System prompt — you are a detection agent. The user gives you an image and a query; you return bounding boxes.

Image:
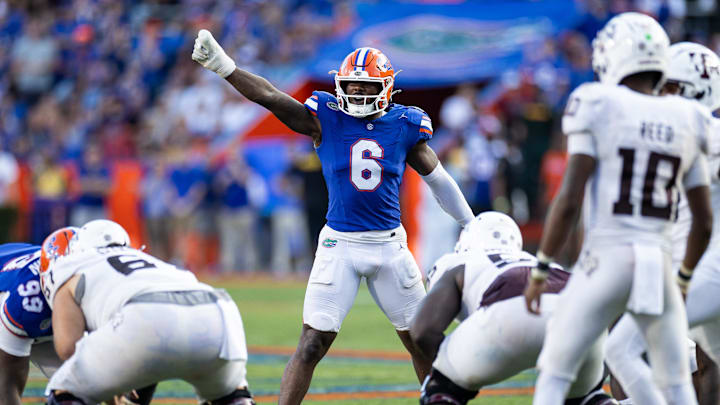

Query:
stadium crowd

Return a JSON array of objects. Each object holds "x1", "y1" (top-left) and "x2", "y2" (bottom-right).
[{"x1": 0, "y1": 0, "x2": 717, "y2": 273}]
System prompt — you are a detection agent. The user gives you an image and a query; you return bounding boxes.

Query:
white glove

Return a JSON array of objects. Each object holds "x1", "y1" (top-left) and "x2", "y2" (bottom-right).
[{"x1": 192, "y1": 29, "x2": 236, "y2": 78}]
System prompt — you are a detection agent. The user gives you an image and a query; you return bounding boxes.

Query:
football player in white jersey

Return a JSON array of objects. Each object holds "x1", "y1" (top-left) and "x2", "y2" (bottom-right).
[
  {"x1": 604, "y1": 42, "x2": 720, "y2": 405},
  {"x1": 40, "y1": 220, "x2": 255, "y2": 405},
  {"x1": 523, "y1": 13, "x2": 714, "y2": 405},
  {"x1": 410, "y1": 212, "x2": 616, "y2": 405}
]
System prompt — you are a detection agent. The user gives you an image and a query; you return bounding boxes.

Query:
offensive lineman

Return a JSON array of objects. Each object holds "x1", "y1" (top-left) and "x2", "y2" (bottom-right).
[
  {"x1": 192, "y1": 30, "x2": 474, "y2": 404},
  {"x1": 40, "y1": 220, "x2": 254, "y2": 405},
  {"x1": 524, "y1": 13, "x2": 714, "y2": 405},
  {"x1": 605, "y1": 42, "x2": 720, "y2": 405},
  {"x1": 410, "y1": 212, "x2": 615, "y2": 405}
]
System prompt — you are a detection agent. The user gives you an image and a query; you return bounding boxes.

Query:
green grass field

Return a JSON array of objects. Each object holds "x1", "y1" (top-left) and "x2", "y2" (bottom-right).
[{"x1": 22, "y1": 277, "x2": 536, "y2": 404}]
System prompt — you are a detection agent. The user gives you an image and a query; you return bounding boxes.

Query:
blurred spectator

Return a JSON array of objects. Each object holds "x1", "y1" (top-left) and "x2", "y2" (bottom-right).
[
  {"x1": 213, "y1": 153, "x2": 259, "y2": 273},
  {"x1": 141, "y1": 153, "x2": 174, "y2": 262},
  {"x1": 10, "y1": 17, "x2": 58, "y2": 103},
  {"x1": 0, "y1": 147, "x2": 18, "y2": 243},
  {"x1": 70, "y1": 143, "x2": 110, "y2": 227},
  {"x1": 30, "y1": 149, "x2": 70, "y2": 244},
  {"x1": 290, "y1": 148, "x2": 328, "y2": 252},
  {"x1": 439, "y1": 84, "x2": 477, "y2": 136},
  {"x1": 168, "y1": 145, "x2": 209, "y2": 267},
  {"x1": 270, "y1": 168, "x2": 311, "y2": 275},
  {"x1": 540, "y1": 131, "x2": 568, "y2": 209}
]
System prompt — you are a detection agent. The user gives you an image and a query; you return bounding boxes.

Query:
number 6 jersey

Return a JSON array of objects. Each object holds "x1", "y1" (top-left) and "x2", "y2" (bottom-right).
[
  {"x1": 304, "y1": 91, "x2": 433, "y2": 232},
  {"x1": 564, "y1": 82, "x2": 714, "y2": 251},
  {"x1": 42, "y1": 246, "x2": 211, "y2": 331}
]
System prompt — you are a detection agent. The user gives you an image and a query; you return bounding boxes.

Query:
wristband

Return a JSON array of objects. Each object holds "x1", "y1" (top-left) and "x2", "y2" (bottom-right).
[
  {"x1": 677, "y1": 264, "x2": 694, "y2": 294},
  {"x1": 532, "y1": 251, "x2": 553, "y2": 281}
]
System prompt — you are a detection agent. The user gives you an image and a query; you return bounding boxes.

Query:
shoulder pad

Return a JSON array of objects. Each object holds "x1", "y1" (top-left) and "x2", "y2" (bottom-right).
[
  {"x1": 399, "y1": 105, "x2": 433, "y2": 140},
  {"x1": 402, "y1": 105, "x2": 430, "y2": 125},
  {"x1": 305, "y1": 91, "x2": 339, "y2": 115},
  {"x1": 563, "y1": 82, "x2": 610, "y2": 136},
  {"x1": 427, "y1": 252, "x2": 468, "y2": 291}
]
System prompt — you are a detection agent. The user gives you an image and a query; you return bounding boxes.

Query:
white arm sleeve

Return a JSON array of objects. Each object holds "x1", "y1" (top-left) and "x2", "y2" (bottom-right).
[
  {"x1": 422, "y1": 163, "x2": 474, "y2": 226},
  {"x1": 684, "y1": 153, "x2": 711, "y2": 191},
  {"x1": 566, "y1": 132, "x2": 598, "y2": 157}
]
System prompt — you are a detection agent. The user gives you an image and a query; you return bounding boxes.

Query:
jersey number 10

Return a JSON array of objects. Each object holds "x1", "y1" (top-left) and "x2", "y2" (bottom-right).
[{"x1": 612, "y1": 147, "x2": 681, "y2": 220}]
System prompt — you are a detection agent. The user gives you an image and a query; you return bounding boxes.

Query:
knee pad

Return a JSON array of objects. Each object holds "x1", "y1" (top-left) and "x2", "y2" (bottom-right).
[
  {"x1": 47, "y1": 392, "x2": 87, "y2": 405},
  {"x1": 420, "y1": 369, "x2": 478, "y2": 405},
  {"x1": 206, "y1": 388, "x2": 256, "y2": 405}
]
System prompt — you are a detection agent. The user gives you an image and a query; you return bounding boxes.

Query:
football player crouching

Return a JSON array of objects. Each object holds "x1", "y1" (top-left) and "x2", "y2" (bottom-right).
[
  {"x1": 0, "y1": 232, "x2": 75, "y2": 405},
  {"x1": 410, "y1": 212, "x2": 617, "y2": 405},
  {"x1": 42, "y1": 220, "x2": 255, "y2": 405}
]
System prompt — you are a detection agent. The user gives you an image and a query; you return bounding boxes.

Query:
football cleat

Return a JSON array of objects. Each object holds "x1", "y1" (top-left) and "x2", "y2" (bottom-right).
[{"x1": 331, "y1": 47, "x2": 398, "y2": 117}]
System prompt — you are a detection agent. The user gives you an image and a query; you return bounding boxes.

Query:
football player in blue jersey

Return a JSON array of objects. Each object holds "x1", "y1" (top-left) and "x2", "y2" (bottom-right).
[
  {"x1": 0, "y1": 231, "x2": 75, "y2": 405},
  {"x1": 193, "y1": 30, "x2": 475, "y2": 404}
]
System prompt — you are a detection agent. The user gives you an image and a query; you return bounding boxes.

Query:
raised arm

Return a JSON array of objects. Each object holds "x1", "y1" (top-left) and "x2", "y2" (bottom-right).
[{"x1": 192, "y1": 29, "x2": 321, "y2": 141}]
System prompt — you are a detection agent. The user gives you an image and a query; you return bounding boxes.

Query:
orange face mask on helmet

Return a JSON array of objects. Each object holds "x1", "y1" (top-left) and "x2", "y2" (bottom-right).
[
  {"x1": 331, "y1": 47, "x2": 399, "y2": 118},
  {"x1": 40, "y1": 227, "x2": 79, "y2": 274}
]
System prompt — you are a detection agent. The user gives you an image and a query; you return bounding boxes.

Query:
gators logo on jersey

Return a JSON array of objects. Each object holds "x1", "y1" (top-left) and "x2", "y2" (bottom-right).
[{"x1": 322, "y1": 238, "x2": 338, "y2": 248}]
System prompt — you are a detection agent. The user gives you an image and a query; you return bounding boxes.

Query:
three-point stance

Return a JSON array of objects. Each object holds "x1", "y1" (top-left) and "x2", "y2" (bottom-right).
[
  {"x1": 410, "y1": 212, "x2": 615, "y2": 405},
  {"x1": 192, "y1": 30, "x2": 474, "y2": 404}
]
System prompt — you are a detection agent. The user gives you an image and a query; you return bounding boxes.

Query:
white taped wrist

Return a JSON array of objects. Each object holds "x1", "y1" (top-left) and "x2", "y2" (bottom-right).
[
  {"x1": 215, "y1": 55, "x2": 236, "y2": 78},
  {"x1": 422, "y1": 162, "x2": 474, "y2": 226}
]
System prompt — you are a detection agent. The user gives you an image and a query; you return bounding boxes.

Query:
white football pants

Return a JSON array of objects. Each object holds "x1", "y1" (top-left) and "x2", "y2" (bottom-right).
[{"x1": 46, "y1": 300, "x2": 248, "y2": 404}]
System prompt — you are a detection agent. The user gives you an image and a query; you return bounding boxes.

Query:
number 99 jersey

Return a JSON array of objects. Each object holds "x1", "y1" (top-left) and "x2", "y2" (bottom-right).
[
  {"x1": 563, "y1": 82, "x2": 713, "y2": 251},
  {"x1": 304, "y1": 91, "x2": 433, "y2": 232},
  {"x1": 0, "y1": 243, "x2": 52, "y2": 356},
  {"x1": 42, "y1": 246, "x2": 211, "y2": 331}
]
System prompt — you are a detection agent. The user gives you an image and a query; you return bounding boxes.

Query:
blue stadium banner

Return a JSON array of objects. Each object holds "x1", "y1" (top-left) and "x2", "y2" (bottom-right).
[{"x1": 310, "y1": 0, "x2": 581, "y2": 87}]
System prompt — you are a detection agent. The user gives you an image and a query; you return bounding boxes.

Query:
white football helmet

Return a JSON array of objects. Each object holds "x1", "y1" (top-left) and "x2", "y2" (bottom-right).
[
  {"x1": 667, "y1": 42, "x2": 720, "y2": 111},
  {"x1": 75, "y1": 219, "x2": 130, "y2": 251},
  {"x1": 455, "y1": 211, "x2": 523, "y2": 254},
  {"x1": 592, "y1": 12, "x2": 669, "y2": 89}
]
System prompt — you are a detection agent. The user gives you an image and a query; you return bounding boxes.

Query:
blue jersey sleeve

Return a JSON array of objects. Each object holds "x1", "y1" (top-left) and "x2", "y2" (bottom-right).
[
  {"x1": 404, "y1": 106, "x2": 434, "y2": 146},
  {"x1": 304, "y1": 91, "x2": 340, "y2": 124}
]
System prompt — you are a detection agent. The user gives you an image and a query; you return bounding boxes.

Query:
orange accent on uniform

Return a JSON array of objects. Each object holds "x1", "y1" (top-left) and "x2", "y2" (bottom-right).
[
  {"x1": 419, "y1": 128, "x2": 433, "y2": 135},
  {"x1": 3, "y1": 304, "x2": 24, "y2": 330}
]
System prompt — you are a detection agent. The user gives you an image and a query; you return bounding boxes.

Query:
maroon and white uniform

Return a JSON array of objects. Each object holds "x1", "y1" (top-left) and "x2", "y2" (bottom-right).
[{"x1": 428, "y1": 249, "x2": 604, "y2": 395}]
